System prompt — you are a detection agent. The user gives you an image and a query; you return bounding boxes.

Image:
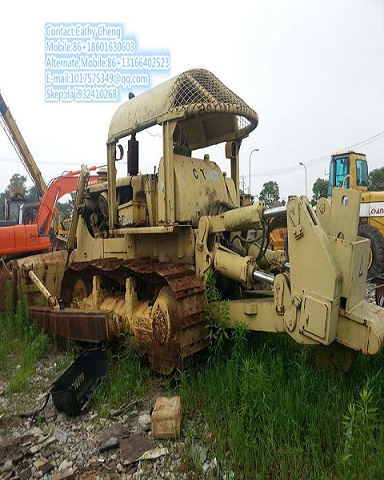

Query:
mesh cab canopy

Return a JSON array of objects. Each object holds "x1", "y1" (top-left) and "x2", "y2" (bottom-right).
[{"x1": 108, "y1": 69, "x2": 258, "y2": 150}]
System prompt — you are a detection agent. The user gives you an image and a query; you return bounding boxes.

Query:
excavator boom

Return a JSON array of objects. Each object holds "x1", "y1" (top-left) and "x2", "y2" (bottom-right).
[
  {"x1": 0, "y1": 93, "x2": 47, "y2": 199},
  {"x1": 35, "y1": 167, "x2": 98, "y2": 235}
]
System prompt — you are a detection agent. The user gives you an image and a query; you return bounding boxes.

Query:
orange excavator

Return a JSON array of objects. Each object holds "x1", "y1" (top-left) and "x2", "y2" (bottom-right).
[{"x1": 0, "y1": 168, "x2": 98, "y2": 258}]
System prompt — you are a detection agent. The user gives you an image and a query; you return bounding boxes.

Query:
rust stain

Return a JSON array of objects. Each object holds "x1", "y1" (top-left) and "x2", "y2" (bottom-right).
[{"x1": 29, "y1": 306, "x2": 112, "y2": 343}]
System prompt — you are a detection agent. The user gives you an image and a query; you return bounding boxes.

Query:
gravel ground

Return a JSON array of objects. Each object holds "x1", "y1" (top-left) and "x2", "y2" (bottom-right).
[{"x1": 0, "y1": 352, "x2": 221, "y2": 480}]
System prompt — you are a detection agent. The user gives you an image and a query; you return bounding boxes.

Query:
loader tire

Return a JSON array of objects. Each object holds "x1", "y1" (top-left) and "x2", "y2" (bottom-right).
[{"x1": 358, "y1": 224, "x2": 384, "y2": 279}]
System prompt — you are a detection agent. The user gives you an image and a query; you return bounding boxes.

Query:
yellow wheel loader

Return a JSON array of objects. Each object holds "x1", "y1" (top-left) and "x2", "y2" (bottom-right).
[{"x1": 328, "y1": 150, "x2": 384, "y2": 279}]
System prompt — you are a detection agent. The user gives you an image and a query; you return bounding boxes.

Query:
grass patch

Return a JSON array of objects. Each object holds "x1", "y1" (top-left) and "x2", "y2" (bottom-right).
[
  {"x1": 0, "y1": 290, "x2": 49, "y2": 392},
  {"x1": 94, "y1": 336, "x2": 153, "y2": 414},
  {"x1": 176, "y1": 272, "x2": 384, "y2": 479},
  {"x1": 179, "y1": 333, "x2": 384, "y2": 480}
]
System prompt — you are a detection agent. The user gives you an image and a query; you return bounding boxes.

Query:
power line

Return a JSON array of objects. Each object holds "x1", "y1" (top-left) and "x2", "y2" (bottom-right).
[
  {"x1": 250, "y1": 129, "x2": 384, "y2": 178},
  {"x1": 305, "y1": 130, "x2": 384, "y2": 168},
  {"x1": 343, "y1": 130, "x2": 384, "y2": 152},
  {"x1": 0, "y1": 156, "x2": 94, "y2": 166}
]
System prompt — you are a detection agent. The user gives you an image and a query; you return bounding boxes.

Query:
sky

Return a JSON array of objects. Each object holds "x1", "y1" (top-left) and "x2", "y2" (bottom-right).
[{"x1": 0, "y1": 0, "x2": 383, "y2": 202}]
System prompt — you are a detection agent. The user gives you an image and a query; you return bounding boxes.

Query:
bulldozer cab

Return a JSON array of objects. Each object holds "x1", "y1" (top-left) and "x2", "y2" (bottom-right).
[
  {"x1": 105, "y1": 69, "x2": 259, "y2": 229},
  {"x1": 328, "y1": 151, "x2": 369, "y2": 196}
]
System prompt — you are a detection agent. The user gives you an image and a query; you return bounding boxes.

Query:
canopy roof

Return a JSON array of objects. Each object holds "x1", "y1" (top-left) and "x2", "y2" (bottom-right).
[{"x1": 108, "y1": 68, "x2": 258, "y2": 150}]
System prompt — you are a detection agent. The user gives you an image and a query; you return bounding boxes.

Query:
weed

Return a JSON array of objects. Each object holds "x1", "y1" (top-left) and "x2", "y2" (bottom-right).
[
  {"x1": 182, "y1": 422, "x2": 205, "y2": 478},
  {"x1": 95, "y1": 335, "x2": 150, "y2": 413},
  {"x1": 230, "y1": 321, "x2": 249, "y2": 364},
  {"x1": 341, "y1": 378, "x2": 380, "y2": 478},
  {"x1": 204, "y1": 269, "x2": 230, "y2": 360},
  {"x1": 179, "y1": 332, "x2": 384, "y2": 479},
  {"x1": 1, "y1": 293, "x2": 49, "y2": 392}
]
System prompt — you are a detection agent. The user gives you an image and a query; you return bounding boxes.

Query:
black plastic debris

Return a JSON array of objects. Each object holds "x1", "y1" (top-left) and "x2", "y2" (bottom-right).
[
  {"x1": 99, "y1": 436, "x2": 120, "y2": 453},
  {"x1": 50, "y1": 348, "x2": 108, "y2": 416}
]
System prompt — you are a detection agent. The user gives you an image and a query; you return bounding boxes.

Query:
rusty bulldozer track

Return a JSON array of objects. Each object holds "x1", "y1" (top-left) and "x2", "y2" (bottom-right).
[{"x1": 30, "y1": 258, "x2": 208, "y2": 375}]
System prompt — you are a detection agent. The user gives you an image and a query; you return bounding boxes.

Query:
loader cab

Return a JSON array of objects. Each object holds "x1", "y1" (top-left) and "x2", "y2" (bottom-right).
[{"x1": 327, "y1": 151, "x2": 368, "y2": 197}]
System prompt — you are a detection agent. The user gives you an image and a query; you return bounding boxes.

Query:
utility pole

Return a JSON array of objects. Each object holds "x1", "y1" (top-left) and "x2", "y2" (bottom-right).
[
  {"x1": 240, "y1": 175, "x2": 246, "y2": 193},
  {"x1": 248, "y1": 148, "x2": 259, "y2": 194}
]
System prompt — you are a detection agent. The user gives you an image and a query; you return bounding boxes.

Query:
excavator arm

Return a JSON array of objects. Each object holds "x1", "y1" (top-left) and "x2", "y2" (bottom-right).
[
  {"x1": 0, "y1": 168, "x2": 99, "y2": 258},
  {"x1": 35, "y1": 167, "x2": 98, "y2": 235}
]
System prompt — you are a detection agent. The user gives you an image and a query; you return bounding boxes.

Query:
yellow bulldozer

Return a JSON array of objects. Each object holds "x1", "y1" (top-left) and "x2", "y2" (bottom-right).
[{"x1": 2, "y1": 69, "x2": 384, "y2": 374}]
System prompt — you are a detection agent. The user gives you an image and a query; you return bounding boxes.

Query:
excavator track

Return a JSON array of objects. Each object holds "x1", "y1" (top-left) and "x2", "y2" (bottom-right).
[{"x1": 34, "y1": 258, "x2": 208, "y2": 375}]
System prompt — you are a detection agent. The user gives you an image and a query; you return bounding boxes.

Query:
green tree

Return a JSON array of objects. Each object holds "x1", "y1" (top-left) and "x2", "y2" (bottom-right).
[
  {"x1": 259, "y1": 181, "x2": 280, "y2": 208},
  {"x1": 368, "y1": 167, "x2": 384, "y2": 191},
  {"x1": 312, "y1": 177, "x2": 329, "y2": 205},
  {"x1": 0, "y1": 174, "x2": 48, "y2": 221},
  {"x1": 56, "y1": 192, "x2": 75, "y2": 216},
  {"x1": 26, "y1": 185, "x2": 39, "y2": 203}
]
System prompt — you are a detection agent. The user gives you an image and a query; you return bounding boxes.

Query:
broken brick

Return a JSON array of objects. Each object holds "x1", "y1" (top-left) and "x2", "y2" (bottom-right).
[
  {"x1": 19, "y1": 466, "x2": 32, "y2": 480},
  {"x1": 52, "y1": 472, "x2": 75, "y2": 480},
  {"x1": 32, "y1": 457, "x2": 54, "y2": 475}
]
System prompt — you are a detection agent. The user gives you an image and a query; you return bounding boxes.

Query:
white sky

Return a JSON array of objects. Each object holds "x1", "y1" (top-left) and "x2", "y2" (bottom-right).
[{"x1": 0, "y1": 0, "x2": 383, "y2": 201}]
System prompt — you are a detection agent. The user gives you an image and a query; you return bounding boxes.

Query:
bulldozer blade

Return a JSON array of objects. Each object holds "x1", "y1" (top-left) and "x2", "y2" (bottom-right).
[{"x1": 29, "y1": 306, "x2": 113, "y2": 343}]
